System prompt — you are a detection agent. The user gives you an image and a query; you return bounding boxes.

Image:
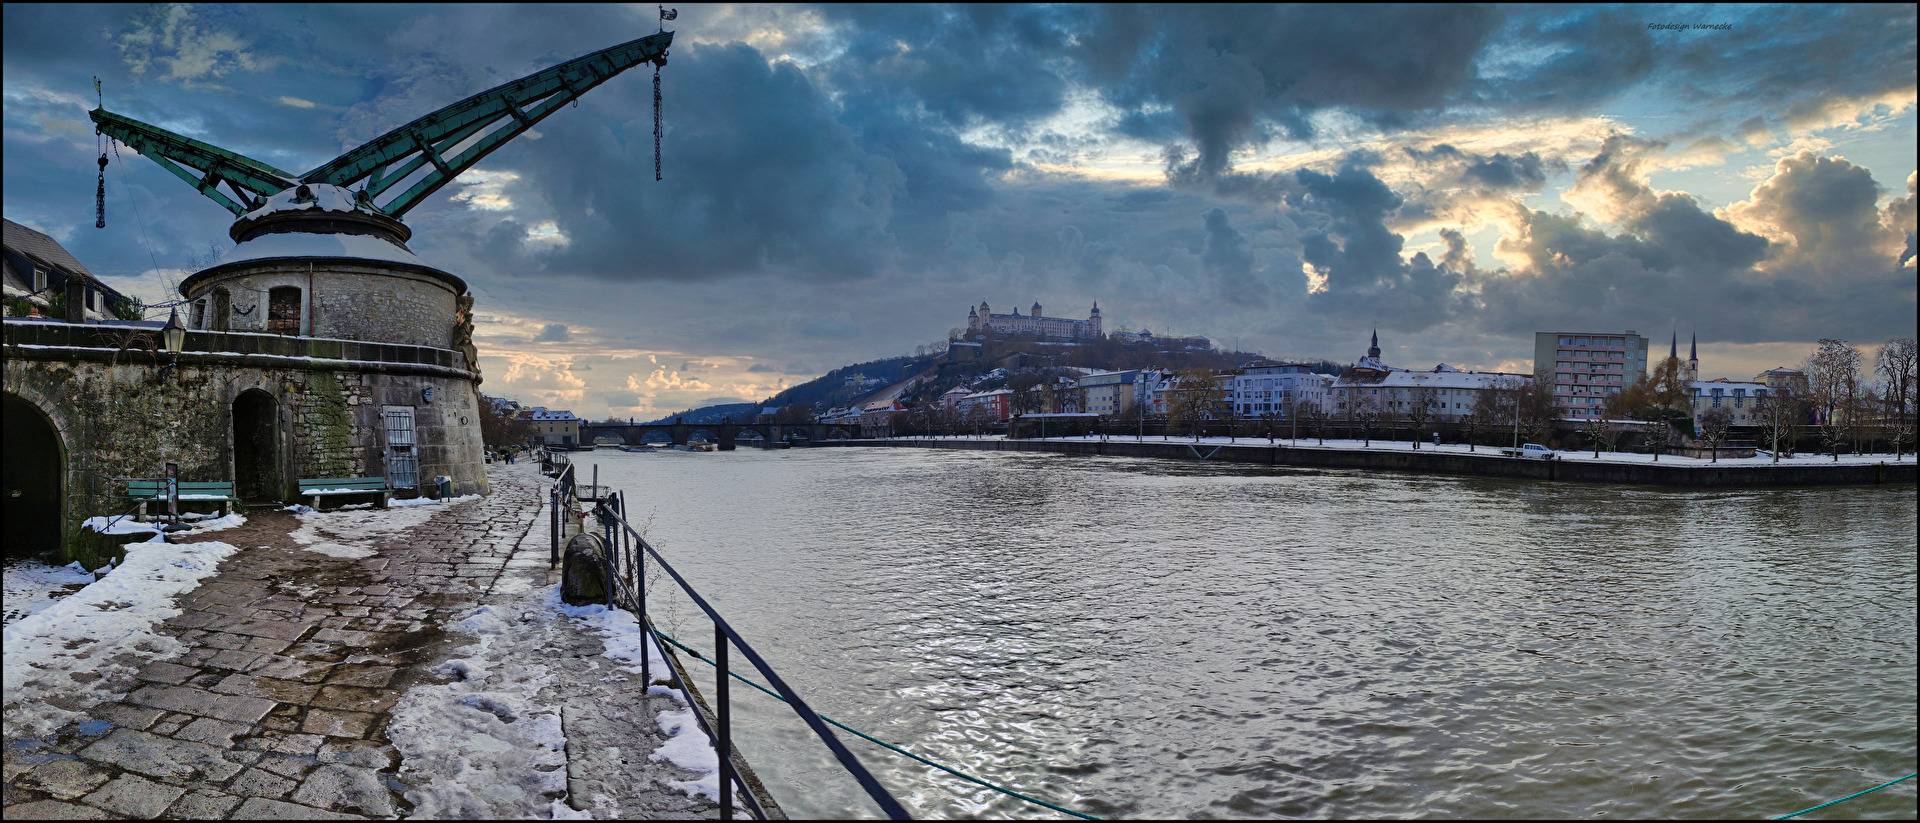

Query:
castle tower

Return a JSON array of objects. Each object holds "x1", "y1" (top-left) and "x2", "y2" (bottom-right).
[
  {"x1": 1089, "y1": 301, "x2": 1101, "y2": 338},
  {"x1": 968, "y1": 304, "x2": 979, "y2": 331},
  {"x1": 1032, "y1": 301, "x2": 1043, "y2": 318}
]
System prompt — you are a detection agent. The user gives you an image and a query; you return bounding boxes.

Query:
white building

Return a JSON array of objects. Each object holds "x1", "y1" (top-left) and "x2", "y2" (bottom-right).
[
  {"x1": 1228, "y1": 362, "x2": 1334, "y2": 418},
  {"x1": 1687, "y1": 378, "x2": 1775, "y2": 428},
  {"x1": 967, "y1": 300, "x2": 1102, "y2": 340},
  {"x1": 1333, "y1": 365, "x2": 1530, "y2": 422}
]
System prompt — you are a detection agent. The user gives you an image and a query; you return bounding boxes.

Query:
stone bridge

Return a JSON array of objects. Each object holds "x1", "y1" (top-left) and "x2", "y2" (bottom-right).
[{"x1": 577, "y1": 421, "x2": 867, "y2": 450}]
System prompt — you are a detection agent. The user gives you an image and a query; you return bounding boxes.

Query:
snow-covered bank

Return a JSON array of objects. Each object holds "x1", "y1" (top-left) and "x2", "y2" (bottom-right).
[
  {"x1": 2, "y1": 535, "x2": 240, "y2": 737},
  {"x1": 895, "y1": 434, "x2": 1918, "y2": 467}
]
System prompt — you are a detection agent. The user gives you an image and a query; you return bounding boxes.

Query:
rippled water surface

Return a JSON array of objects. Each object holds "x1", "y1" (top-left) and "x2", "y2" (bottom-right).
[{"x1": 588, "y1": 447, "x2": 1917, "y2": 819}]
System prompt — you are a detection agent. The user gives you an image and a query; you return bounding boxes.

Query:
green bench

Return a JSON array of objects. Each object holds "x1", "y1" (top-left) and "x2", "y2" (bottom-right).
[
  {"x1": 123, "y1": 479, "x2": 237, "y2": 521},
  {"x1": 297, "y1": 477, "x2": 391, "y2": 510}
]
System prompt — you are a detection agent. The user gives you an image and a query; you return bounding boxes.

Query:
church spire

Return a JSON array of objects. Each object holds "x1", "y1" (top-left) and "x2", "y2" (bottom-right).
[
  {"x1": 1689, "y1": 332, "x2": 1697, "y2": 362},
  {"x1": 1670, "y1": 329, "x2": 1678, "y2": 360},
  {"x1": 1368, "y1": 328, "x2": 1381, "y2": 359}
]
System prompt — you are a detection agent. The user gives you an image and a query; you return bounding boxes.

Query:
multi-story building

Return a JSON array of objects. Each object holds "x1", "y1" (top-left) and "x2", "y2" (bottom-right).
[
  {"x1": 525, "y1": 408, "x2": 580, "y2": 446},
  {"x1": 1687, "y1": 378, "x2": 1775, "y2": 428},
  {"x1": 1229, "y1": 362, "x2": 1334, "y2": 418},
  {"x1": 1753, "y1": 367, "x2": 1810, "y2": 398},
  {"x1": 1077, "y1": 369, "x2": 1143, "y2": 417},
  {"x1": 1333, "y1": 366, "x2": 1531, "y2": 422},
  {"x1": 967, "y1": 300, "x2": 1102, "y2": 340},
  {"x1": 1533, "y1": 329, "x2": 1650, "y2": 419},
  {"x1": 957, "y1": 388, "x2": 1012, "y2": 422}
]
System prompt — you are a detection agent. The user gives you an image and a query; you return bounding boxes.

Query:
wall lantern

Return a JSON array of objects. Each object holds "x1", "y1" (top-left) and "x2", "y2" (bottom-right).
[
  {"x1": 157, "y1": 307, "x2": 187, "y2": 381},
  {"x1": 422, "y1": 385, "x2": 435, "y2": 404}
]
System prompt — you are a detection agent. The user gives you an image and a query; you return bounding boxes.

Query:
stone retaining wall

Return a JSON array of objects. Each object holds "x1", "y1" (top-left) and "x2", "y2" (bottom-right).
[{"x1": 822, "y1": 439, "x2": 1916, "y2": 488}]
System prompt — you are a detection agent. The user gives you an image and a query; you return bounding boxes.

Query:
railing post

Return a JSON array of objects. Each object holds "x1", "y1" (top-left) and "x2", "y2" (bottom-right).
[
  {"x1": 549, "y1": 485, "x2": 559, "y2": 567},
  {"x1": 717, "y1": 623, "x2": 732, "y2": 821}
]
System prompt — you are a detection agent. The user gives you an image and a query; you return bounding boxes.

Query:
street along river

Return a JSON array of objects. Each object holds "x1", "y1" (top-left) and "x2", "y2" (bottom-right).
[{"x1": 589, "y1": 446, "x2": 1916, "y2": 819}]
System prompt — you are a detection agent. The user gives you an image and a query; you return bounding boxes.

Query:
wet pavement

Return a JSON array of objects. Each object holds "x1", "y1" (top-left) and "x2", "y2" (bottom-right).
[{"x1": 1, "y1": 463, "x2": 726, "y2": 819}]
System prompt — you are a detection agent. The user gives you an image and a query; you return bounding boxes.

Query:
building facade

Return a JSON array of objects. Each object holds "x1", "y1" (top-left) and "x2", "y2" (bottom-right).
[
  {"x1": 1533, "y1": 329, "x2": 1650, "y2": 419},
  {"x1": 524, "y1": 408, "x2": 581, "y2": 446},
  {"x1": 967, "y1": 300, "x2": 1102, "y2": 340},
  {"x1": 1077, "y1": 369, "x2": 1143, "y2": 417},
  {"x1": 1229, "y1": 362, "x2": 1334, "y2": 418},
  {"x1": 4, "y1": 219, "x2": 131, "y2": 322}
]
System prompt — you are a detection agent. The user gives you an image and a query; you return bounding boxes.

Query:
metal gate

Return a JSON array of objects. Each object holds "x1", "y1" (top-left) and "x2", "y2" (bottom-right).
[{"x1": 382, "y1": 406, "x2": 418, "y2": 489}]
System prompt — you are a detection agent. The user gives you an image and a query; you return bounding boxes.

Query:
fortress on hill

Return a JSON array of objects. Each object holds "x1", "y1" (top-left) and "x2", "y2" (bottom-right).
[{"x1": 966, "y1": 300, "x2": 1101, "y2": 340}]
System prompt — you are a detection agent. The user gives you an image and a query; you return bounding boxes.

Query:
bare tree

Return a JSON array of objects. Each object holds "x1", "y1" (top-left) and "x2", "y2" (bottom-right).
[
  {"x1": 1405, "y1": 387, "x2": 1437, "y2": 450},
  {"x1": 1698, "y1": 407, "x2": 1734, "y2": 463},
  {"x1": 1582, "y1": 409, "x2": 1610, "y2": 458},
  {"x1": 1805, "y1": 339, "x2": 1862, "y2": 456},
  {"x1": 1297, "y1": 399, "x2": 1326, "y2": 445},
  {"x1": 1351, "y1": 393, "x2": 1382, "y2": 447},
  {"x1": 1471, "y1": 381, "x2": 1519, "y2": 450},
  {"x1": 1755, "y1": 391, "x2": 1804, "y2": 462},
  {"x1": 1167, "y1": 368, "x2": 1227, "y2": 441},
  {"x1": 1877, "y1": 337, "x2": 1917, "y2": 459}
]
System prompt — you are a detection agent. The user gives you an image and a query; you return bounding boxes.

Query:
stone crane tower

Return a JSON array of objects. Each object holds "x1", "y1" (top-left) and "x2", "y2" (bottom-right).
[{"x1": 37, "y1": 30, "x2": 674, "y2": 513}]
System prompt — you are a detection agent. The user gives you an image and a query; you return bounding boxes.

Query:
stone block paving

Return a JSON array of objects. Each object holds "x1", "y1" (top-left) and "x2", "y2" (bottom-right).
[{"x1": 2, "y1": 463, "x2": 709, "y2": 820}]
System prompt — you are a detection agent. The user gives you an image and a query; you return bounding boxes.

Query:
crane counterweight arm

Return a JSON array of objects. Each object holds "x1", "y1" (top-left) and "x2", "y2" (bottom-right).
[
  {"x1": 88, "y1": 109, "x2": 299, "y2": 216},
  {"x1": 300, "y1": 30, "x2": 672, "y2": 217}
]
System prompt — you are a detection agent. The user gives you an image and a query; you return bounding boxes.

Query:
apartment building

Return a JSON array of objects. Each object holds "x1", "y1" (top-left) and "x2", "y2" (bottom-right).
[{"x1": 1533, "y1": 330, "x2": 1650, "y2": 419}]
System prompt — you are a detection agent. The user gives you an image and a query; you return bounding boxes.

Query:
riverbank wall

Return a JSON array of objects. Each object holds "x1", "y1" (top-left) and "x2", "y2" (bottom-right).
[{"x1": 824, "y1": 438, "x2": 1917, "y2": 488}]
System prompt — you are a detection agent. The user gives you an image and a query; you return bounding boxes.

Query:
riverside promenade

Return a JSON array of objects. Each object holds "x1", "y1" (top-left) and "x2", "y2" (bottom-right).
[{"x1": 2, "y1": 463, "x2": 723, "y2": 820}]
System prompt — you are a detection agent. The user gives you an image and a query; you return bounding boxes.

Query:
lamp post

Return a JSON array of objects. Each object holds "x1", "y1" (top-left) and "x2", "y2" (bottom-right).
[{"x1": 158, "y1": 306, "x2": 186, "y2": 381}]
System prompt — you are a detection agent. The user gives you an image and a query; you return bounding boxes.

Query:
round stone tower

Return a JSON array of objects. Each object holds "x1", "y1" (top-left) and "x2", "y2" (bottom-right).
[{"x1": 177, "y1": 183, "x2": 488, "y2": 497}]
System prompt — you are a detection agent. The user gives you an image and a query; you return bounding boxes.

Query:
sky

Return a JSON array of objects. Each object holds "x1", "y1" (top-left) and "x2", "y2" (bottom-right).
[{"x1": 3, "y1": 4, "x2": 1915, "y2": 419}]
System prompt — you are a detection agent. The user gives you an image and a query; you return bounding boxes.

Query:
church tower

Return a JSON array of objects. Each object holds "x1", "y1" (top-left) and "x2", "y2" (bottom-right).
[
  {"x1": 1368, "y1": 329, "x2": 1381, "y2": 360},
  {"x1": 1686, "y1": 332, "x2": 1699, "y2": 383},
  {"x1": 1089, "y1": 301, "x2": 1101, "y2": 338}
]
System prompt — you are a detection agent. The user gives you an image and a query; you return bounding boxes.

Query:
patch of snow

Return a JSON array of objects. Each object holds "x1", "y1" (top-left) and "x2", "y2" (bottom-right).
[
  {"x1": 290, "y1": 496, "x2": 478, "y2": 558},
  {"x1": 389, "y1": 598, "x2": 568, "y2": 818},
  {"x1": 217, "y1": 229, "x2": 437, "y2": 270},
  {"x1": 556, "y1": 600, "x2": 740, "y2": 804},
  {"x1": 82, "y1": 515, "x2": 161, "y2": 536},
  {"x1": 1, "y1": 558, "x2": 97, "y2": 628},
  {"x1": 2, "y1": 538, "x2": 240, "y2": 737},
  {"x1": 393, "y1": 494, "x2": 481, "y2": 508}
]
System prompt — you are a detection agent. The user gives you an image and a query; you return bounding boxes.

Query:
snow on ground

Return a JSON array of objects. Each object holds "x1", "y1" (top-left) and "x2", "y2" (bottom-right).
[
  {"x1": 81, "y1": 512, "x2": 248, "y2": 536},
  {"x1": 387, "y1": 591, "x2": 574, "y2": 820},
  {"x1": 1, "y1": 558, "x2": 96, "y2": 628},
  {"x1": 919, "y1": 434, "x2": 1918, "y2": 467},
  {"x1": 555, "y1": 600, "x2": 740, "y2": 805},
  {"x1": 2, "y1": 535, "x2": 240, "y2": 737},
  {"x1": 290, "y1": 495, "x2": 480, "y2": 558}
]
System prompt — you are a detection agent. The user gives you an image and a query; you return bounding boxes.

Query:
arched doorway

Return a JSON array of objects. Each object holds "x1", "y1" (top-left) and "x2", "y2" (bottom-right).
[
  {"x1": 3, "y1": 393, "x2": 65, "y2": 557},
  {"x1": 233, "y1": 389, "x2": 282, "y2": 502}
]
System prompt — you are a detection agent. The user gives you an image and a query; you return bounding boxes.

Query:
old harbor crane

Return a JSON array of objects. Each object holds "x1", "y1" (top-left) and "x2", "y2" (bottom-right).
[{"x1": 90, "y1": 29, "x2": 672, "y2": 229}]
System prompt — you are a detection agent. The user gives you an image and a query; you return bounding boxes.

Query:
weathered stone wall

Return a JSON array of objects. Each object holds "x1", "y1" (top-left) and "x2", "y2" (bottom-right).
[
  {"x1": 183, "y1": 261, "x2": 465, "y2": 353},
  {"x1": 5, "y1": 326, "x2": 489, "y2": 561}
]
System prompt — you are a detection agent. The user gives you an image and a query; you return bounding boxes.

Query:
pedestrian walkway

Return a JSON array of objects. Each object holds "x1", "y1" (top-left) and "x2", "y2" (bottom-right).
[{"x1": 2, "y1": 463, "x2": 723, "y2": 819}]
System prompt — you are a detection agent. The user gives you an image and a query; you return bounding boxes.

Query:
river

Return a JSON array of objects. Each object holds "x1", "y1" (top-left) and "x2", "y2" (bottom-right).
[{"x1": 581, "y1": 446, "x2": 1917, "y2": 819}]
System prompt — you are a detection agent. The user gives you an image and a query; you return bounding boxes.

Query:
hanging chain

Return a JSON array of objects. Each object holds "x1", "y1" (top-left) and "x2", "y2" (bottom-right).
[
  {"x1": 95, "y1": 76, "x2": 107, "y2": 228},
  {"x1": 653, "y1": 63, "x2": 664, "y2": 182}
]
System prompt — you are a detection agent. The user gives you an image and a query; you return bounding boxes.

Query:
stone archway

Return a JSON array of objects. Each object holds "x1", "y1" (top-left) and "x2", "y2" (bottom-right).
[
  {"x1": 3, "y1": 393, "x2": 66, "y2": 557},
  {"x1": 233, "y1": 389, "x2": 282, "y2": 502}
]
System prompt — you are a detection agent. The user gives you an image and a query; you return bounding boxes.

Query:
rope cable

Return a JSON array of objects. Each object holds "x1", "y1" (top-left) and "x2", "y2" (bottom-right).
[
  {"x1": 1772, "y1": 771, "x2": 1916, "y2": 819},
  {"x1": 647, "y1": 626, "x2": 1103, "y2": 820}
]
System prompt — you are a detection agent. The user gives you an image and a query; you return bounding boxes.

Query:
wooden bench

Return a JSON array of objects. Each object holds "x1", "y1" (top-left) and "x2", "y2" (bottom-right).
[
  {"x1": 123, "y1": 479, "x2": 237, "y2": 521},
  {"x1": 297, "y1": 477, "x2": 391, "y2": 510}
]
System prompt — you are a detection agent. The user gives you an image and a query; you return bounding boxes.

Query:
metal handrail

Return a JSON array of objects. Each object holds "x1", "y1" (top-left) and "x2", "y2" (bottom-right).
[{"x1": 558, "y1": 475, "x2": 909, "y2": 820}]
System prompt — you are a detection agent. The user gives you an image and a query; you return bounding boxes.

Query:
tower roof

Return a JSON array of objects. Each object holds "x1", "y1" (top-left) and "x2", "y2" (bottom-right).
[{"x1": 1689, "y1": 332, "x2": 1697, "y2": 361}]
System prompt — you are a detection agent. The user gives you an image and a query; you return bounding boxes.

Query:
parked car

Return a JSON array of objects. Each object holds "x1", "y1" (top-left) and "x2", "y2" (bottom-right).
[{"x1": 1500, "y1": 443, "x2": 1555, "y2": 459}]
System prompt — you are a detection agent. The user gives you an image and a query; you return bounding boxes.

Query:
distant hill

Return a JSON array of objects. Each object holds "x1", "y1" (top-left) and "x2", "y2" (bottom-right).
[{"x1": 641, "y1": 342, "x2": 1347, "y2": 424}]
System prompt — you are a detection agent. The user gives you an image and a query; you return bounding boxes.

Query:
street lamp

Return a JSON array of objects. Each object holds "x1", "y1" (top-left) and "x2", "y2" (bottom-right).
[{"x1": 158, "y1": 306, "x2": 186, "y2": 381}]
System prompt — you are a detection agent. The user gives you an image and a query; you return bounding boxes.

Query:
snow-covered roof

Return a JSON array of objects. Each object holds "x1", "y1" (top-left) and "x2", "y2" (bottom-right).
[
  {"x1": 1689, "y1": 379, "x2": 1768, "y2": 393},
  {"x1": 239, "y1": 183, "x2": 363, "y2": 221},
  {"x1": 214, "y1": 230, "x2": 436, "y2": 270},
  {"x1": 1340, "y1": 370, "x2": 1527, "y2": 390},
  {"x1": 526, "y1": 409, "x2": 579, "y2": 420}
]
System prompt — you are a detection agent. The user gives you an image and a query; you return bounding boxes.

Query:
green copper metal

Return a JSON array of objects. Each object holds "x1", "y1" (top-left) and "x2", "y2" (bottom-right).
[
  {"x1": 88, "y1": 109, "x2": 299, "y2": 216},
  {"x1": 89, "y1": 30, "x2": 672, "y2": 220}
]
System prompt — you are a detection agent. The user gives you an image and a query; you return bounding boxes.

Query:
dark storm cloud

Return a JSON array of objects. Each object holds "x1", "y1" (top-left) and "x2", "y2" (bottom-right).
[
  {"x1": 1080, "y1": 5, "x2": 1503, "y2": 178},
  {"x1": 531, "y1": 323, "x2": 571, "y2": 343}
]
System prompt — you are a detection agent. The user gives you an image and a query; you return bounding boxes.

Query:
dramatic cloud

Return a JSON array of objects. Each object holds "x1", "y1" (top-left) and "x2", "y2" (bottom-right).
[{"x1": 4, "y1": 4, "x2": 1914, "y2": 416}]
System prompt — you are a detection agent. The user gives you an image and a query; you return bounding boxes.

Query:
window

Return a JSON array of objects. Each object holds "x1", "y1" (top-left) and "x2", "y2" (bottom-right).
[
  {"x1": 32, "y1": 267, "x2": 47, "y2": 292},
  {"x1": 382, "y1": 407, "x2": 418, "y2": 489},
  {"x1": 268, "y1": 287, "x2": 302, "y2": 335},
  {"x1": 1560, "y1": 337, "x2": 1572, "y2": 345},
  {"x1": 1576, "y1": 338, "x2": 1589, "y2": 346},
  {"x1": 210, "y1": 286, "x2": 232, "y2": 332},
  {"x1": 191, "y1": 299, "x2": 207, "y2": 328}
]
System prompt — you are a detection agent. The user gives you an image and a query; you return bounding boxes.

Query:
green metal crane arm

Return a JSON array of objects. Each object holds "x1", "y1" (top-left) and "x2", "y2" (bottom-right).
[
  {"x1": 88, "y1": 109, "x2": 301, "y2": 216},
  {"x1": 301, "y1": 30, "x2": 672, "y2": 218}
]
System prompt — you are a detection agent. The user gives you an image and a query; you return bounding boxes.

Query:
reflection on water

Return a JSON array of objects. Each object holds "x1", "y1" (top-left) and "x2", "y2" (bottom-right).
[{"x1": 596, "y1": 448, "x2": 1917, "y2": 819}]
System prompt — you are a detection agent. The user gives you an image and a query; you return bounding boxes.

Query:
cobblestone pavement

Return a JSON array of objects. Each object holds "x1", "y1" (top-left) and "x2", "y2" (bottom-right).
[{"x1": 1, "y1": 463, "x2": 723, "y2": 819}]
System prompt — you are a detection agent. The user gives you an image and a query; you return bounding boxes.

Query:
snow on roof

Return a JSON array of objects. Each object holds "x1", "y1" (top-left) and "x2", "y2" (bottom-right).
[
  {"x1": 215, "y1": 230, "x2": 437, "y2": 270},
  {"x1": 1343, "y1": 370, "x2": 1526, "y2": 390},
  {"x1": 239, "y1": 183, "x2": 363, "y2": 221}
]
